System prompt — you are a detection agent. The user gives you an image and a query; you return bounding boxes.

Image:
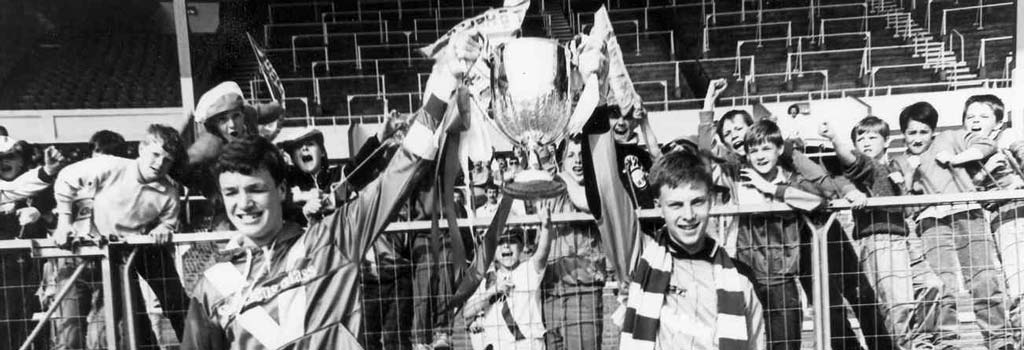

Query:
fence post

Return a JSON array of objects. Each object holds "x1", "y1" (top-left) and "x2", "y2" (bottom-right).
[
  {"x1": 99, "y1": 247, "x2": 119, "y2": 349},
  {"x1": 123, "y1": 248, "x2": 141, "y2": 350},
  {"x1": 806, "y1": 213, "x2": 837, "y2": 350}
]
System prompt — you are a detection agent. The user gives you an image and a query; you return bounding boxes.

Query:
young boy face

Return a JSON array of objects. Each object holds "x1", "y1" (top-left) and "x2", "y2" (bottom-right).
[
  {"x1": 210, "y1": 109, "x2": 246, "y2": 142},
  {"x1": 855, "y1": 131, "x2": 887, "y2": 160},
  {"x1": 0, "y1": 154, "x2": 24, "y2": 181},
  {"x1": 562, "y1": 141, "x2": 584, "y2": 185},
  {"x1": 136, "y1": 135, "x2": 175, "y2": 183},
  {"x1": 721, "y1": 117, "x2": 750, "y2": 156},
  {"x1": 219, "y1": 167, "x2": 286, "y2": 244},
  {"x1": 964, "y1": 102, "x2": 1001, "y2": 137},
  {"x1": 485, "y1": 187, "x2": 500, "y2": 204},
  {"x1": 289, "y1": 139, "x2": 324, "y2": 175},
  {"x1": 902, "y1": 120, "x2": 935, "y2": 155},
  {"x1": 746, "y1": 141, "x2": 783, "y2": 175},
  {"x1": 657, "y1": 182, "x2": 711, "y2": 250},
  {"x1": 496, "y1": 240, "x2": 523, "y2": 269}
]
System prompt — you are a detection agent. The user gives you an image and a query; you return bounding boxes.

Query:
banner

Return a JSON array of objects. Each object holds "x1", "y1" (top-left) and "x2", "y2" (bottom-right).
[
  {"x1": 417, "y1": 0, "x2": 530, "y2": 59},
  {"x1": 589, "y1": 6, "x2": 643, "y2": 117},
  {"x1": 247, "y1": 32, "x2": 287, "y2": 108}
]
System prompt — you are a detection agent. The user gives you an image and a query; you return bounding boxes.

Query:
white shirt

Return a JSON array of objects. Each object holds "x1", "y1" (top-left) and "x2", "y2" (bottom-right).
[{"x1": 471, "y1": 262, "x2": 546, "y2": 350}]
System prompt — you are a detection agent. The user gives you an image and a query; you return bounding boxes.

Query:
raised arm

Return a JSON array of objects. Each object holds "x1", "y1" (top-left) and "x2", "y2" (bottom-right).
[
  {"x1": 818, "y1": 122, "x2": 858, "y2": 168},
  {"x1": 698, "y1": 79, "x2": 729, "y2": 154},
  {"x1": 530, "y1": 204, "x2": 555, "y2": 273},
  {"x1": 0, "y1": 146, "x2": 64, "y2": 204}
]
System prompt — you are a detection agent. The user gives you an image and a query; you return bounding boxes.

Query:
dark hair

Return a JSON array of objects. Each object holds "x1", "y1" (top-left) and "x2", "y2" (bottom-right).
[
  {"x1": 898, "y1": 102, "x2": 938, "y2": 131},
  {"x1": 715, "y1": 110, "x2": 754, "y2": 141},
  {"x1": 215, "y1": 135, "x2": 288, "y2": 186},
  {"x1": 851, "y1": 116, "x2": 891, "y2": 142},
  {"x1": 787, "y1": 104, "x2": 800, "y2": 115},
  {"x1": 0, "y1": 126, "x2": 8, "y2": 137},
  {"x1": 743, "y1": 120, "x2": 784, "y2": 150},
  {"x1": 649, "y1": 150, "x2": 713, "y2": 193},
  {"x1": 146, "y1": 124, "x2": 187, "y2": 175},
  {"x1": 89, "y1": 130, "x2": 127, "y2": 157},
  {"x1": 963, "y1": 94, "x2": 1005, "y2": 124}
]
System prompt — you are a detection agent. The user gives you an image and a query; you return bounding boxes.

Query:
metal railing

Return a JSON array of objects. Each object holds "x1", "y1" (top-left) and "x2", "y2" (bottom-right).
[
  {"x1": 633, "y1": 80, "x2": 670, "y2": 110},
  {"x1": 618, "y1": 30, "x2": 677, "y2": 58},
  {"x1": 346, "y1": 92, "x2": 420, "y2": 116},
  {"x1": 747, "y1": 70, "x2": 830, "y2": 97},
  {"x1": 706, "y1": 1, "x2": 869, "y2": 33},
  {"x1": 945, "y1": 28, "x2": 965, "y2": 64},
  {"x1": 787, "y1": 35, "x2": 874, "y2": 81},
  {"x1": 703, "y1": 21, "x2": 793, "y2": 54},
  {"x1": 263, "y1": 20, "x2": 390, "y2": 49},
  {"x1": 268, "y1": 1, "x2": 336, "y2": 24},
  {"x1": 974, "y1": 35, "x2": 1015, "y2": 71},
  {"x1": 580, "y1": 20, "x2": 641, "y2": 56},
  {"x1": 412, "y1": 14, "x2": 553, "y2": 42},
  {"x1": 573, "y1": 3, "x2": 709, "y2": 32},
  {"x1": 939, "y1": 1, "x2": 1012, "y2": 35},
  {"x1": 818, "y1": 13, "x2": 910, "y2": 45}
]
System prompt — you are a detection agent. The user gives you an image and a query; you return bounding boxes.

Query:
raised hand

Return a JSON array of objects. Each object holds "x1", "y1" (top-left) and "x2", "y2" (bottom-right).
[{"x1": 43, "y1": 146, "x2": 67, "y2": 176}]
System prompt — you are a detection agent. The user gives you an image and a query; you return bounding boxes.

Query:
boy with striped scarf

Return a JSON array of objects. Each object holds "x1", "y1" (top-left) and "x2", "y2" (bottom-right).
[{"x1": 618, "y1": 150, "x2": 765, "y2": 350}]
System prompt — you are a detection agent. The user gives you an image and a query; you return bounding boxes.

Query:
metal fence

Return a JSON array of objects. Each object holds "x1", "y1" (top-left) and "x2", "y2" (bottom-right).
[{"x1": 4, "y1": 190, "x2": 1024, "y2": 349}]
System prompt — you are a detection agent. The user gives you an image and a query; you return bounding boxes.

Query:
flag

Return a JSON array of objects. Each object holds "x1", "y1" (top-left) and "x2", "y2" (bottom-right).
[
  {"x1": 417, "y1": 0, "x2": 530, "y2": 59},
  {"x1": 247, "y1": 32, "x2": 287, "y2": 108},
  {"x1": 589, "y1": 6, "x2": 643, "y2": 117}
]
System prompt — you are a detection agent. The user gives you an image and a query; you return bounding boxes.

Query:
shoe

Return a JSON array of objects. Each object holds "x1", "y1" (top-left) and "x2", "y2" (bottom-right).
[{"x1": 431, "y1": 332, "x2": 452, "y2": 350}]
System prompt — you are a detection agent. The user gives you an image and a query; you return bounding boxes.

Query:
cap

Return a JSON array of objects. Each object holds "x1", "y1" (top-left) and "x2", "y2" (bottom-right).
[
  {"x1": 274, "y1": 127, "x2": 323, "y2": 150},
  {"x1": 194, "y1": 82, "x2": 245, "y2": 124},
  {"x1": 0, "y1": 136, "x2": 25, "y2": 157}
]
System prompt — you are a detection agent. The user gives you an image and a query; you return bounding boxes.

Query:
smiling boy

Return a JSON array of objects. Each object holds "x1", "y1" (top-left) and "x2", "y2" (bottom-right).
[
  {"x1": 180, "y1": 32, "x2": 474, "y2": 347},
  {"x1": 958, "y1": 95, "x2": 1024, "y2": 333},
  {"x1": 618, "y1": 150, "x2": 764, "y2": 350},
  {"x1": 819, "y1": 117, "x2": 945, "y2": 348},
  {"x1": 730, "y1": 120, "x2": 827, "y2": 350},
  {"x1": 898, "y1": 101, "x2": 1014, "y2": 350},
  {"x1": 463, "y1": 209, "x2": 554, "y2": 350}
]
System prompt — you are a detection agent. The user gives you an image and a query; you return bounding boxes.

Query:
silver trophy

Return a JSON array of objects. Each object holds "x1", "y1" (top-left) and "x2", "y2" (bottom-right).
[{"x1": 488, "y1": 37, "x2": 575, "y2": 200}]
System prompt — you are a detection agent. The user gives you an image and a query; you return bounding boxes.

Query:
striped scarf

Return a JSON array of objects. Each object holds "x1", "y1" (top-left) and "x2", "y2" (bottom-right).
[{"x1": 619, "y1": 234, "x2": 750, "y2": 350}]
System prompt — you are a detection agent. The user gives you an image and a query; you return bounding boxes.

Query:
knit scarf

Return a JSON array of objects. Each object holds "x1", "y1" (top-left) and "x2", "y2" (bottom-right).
[{"x1": 619, "y1": 234, "x2": 750, "y2": 350}]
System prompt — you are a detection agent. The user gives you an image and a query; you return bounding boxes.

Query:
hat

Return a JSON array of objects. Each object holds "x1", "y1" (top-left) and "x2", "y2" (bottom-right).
[
  {"x1": 194, "y1": 82, "x2": 245, "y2": 124},
  {"x1": 274, "y1": 127, "x2": 324, "y2": 150},
  {"x1": 0, "y1": 136, "x2": 25, "y2": 157},
  {"x1": 497, "y1": 227, "x2": 524, "y2": 245}
]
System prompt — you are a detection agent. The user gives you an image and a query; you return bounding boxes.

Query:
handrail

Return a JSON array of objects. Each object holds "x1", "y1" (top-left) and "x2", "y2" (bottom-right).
[
  {"x1": 283, "y1": 45, "x2": 328, "y2": 72},
  {"x1": 268, "y1": 2, "x2": 336, "y2": 25},
  {"x1": 819, "y1": 13, "x2": 909, "y2": 45},
  {"x1": 618, "y1": 30, "x2": 676, "y2": 58},
  {"x1": 869, "y1": 61, "x2": 957, "y2": 88},
  {"x1": 740, "y1": 30, "x2": 868, "y2": 58},
  {"x1": 266, "y1": 75, "x2": 383, "y2": 105},
  {"x1": 704, "y1": 21, "x2": 793, "y2": 54},
  {"x1": 787, "y1": 33, "x2": 874, "y2": 80},
  {"x1": 346, "y1": 92, "x2": 419, "y2": 116},
  {"x1": 706, "y1": 2, "x2": 867, "y2": 24},
  {"x1": 940, "y1": 1, "x2": 1012, "y2": 35},
  {"x1": 624, "y1": 56, "x2": 756, "y2": 85},
  {"x1": 978, "y1": 35, "x2": 1012, "y2": 69},
  {"x1": 574, "y1": 3, "x2": 706, "y2": 32},
  {"x1": 318, "y1": 5, "x2": 492, "y2": 21},
  {"x1": 413, "y1": 14, "x2": 552, "y2": 42},
  {"x1": 633, "y1": 80, "x2": 670, "y2": 110},
  {"x1": 649, "y1": 78, "x2": 1009, "y2": 109},
  {"x1": 580, "y1": 20, "x2": 641, "y2": 56},
  {"x1": 946, "y1": 29, "x2": 965, "y2": 64},
  {"x1": 750, "y1": 70, "x2": 829, "y2": 95}
]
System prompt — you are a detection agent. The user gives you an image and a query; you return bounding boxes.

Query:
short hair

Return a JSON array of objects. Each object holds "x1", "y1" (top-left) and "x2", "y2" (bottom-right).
[
  {"x1": 963, "y1": 94, "x2": 1005, "y2": 123},
  {"x1": 214, "y1": 135, "x2": 288, "y2": 186},
  {"x1": 743, "y1": 120, "x2": 784, "y2": 150},
  {"x1": 146, "y1": 124, "x2": 187, "y2": 174},
  {"x1": 649, "y1": 151, "x2": 713, "y2": 193},
  {"x1": 89, "y1": 130, "x2": 127, "y2": 157},
  {"x1": 850, "y1": 116, "x2": 891, "y2": 142},
  {"x1": 0, "y1": 126, "x2": 8, "y2": 137},
  {"x1": 899, "y1": 102, "x2": 938, "y2": 131},
  {"x1": 716, "y1": 110, "x2": 754, "y2": 141}
]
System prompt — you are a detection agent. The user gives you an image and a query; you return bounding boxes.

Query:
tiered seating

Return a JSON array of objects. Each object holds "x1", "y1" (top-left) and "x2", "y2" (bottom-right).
[
  {"x1": 1, "y1": 33, "x2": 181, "y2": 109},
  {"x1": 256, "y1": 0, "x2": 678, "y2": 124}
]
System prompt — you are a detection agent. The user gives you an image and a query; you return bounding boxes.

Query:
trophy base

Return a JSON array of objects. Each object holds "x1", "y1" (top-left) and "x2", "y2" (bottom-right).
[{"x1": 503, "y1": 170, "x2": 566, "y2": 200}]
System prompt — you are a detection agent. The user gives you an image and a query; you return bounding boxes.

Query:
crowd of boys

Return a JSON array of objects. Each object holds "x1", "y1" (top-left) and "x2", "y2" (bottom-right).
[{"x1": 2, "y1": 30, "x2": 1024, "y2": 350}]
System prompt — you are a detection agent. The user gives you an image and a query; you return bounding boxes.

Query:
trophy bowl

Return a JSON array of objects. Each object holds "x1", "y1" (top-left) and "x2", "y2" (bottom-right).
[{"x1": 489, "y1": 37, "x2": 574, "y2": 200}]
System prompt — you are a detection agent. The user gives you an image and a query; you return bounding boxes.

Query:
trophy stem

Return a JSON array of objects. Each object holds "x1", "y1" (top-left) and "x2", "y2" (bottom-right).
[{"x1": 503, "y1": 142, "x2": 566, "y2": 200}]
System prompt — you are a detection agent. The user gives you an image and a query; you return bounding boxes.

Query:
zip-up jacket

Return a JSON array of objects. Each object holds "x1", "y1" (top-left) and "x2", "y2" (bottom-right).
[{"x1": 180, "y1": 118, "x2": 441, "y2": 350}]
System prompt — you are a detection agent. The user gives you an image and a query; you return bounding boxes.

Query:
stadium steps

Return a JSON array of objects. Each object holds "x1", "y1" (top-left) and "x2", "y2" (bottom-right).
[
  {"x1": 872, "y1": 0, "x2": 979, "y2": 82},
  {"x1": 542, "y1": 0, "x2": 575, "y2": 41}
]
